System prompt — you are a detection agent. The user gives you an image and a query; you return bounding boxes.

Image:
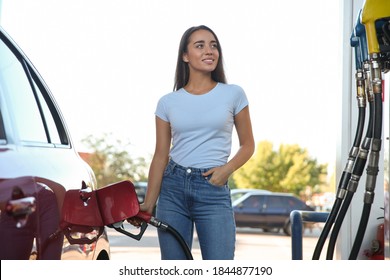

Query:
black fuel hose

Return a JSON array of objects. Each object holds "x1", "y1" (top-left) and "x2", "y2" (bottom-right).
[
  {"x1": 326, "y1": 190, "x2": 354, "y2": 259},
  {"x1": 311, "y1": 198, "x2": 343, "y2": 259},
  {"x1": 164, "y1": 225, "x2": 193, "y2": 260},
  {"x1": 145, "y1": 215, "x2": 193, "y2": 260},
  {"x1": 325, "y1": 99, "x2": 374, "y2": 260},
  {"x1": 354, "y1": 107, "x2": 367, "y2": 148},
  {"x1": 349, "y1": 203, "x2": 371, "y2": 259},
  {"x1": 349, "y1": 80, "x2": 383, "y2": 260},
  {"x1": 312, "y1": 84, "x2": 367, "y2": 260},
  {"x1": 312, "y1": 107, "x2": 365, "y2": 259}
]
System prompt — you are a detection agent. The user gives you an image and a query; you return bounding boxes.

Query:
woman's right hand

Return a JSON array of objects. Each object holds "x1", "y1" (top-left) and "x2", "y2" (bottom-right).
[{"x1": 126, "y1": 203, "x2": 152, "y2": 227}]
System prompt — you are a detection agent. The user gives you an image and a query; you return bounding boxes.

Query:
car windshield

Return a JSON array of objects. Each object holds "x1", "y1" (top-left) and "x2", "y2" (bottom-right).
[
  {"x1": 231, "y1": 189, "x2": 271, "y2": 204},
  {"x1": 231, "y1": 191, "x2": 247, "y2": 202}
]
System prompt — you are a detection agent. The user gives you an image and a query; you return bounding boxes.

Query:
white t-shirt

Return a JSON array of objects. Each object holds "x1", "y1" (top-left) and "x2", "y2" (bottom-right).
[{"x1": 155, "y1": 83, "x2": 249, "y2": 168}]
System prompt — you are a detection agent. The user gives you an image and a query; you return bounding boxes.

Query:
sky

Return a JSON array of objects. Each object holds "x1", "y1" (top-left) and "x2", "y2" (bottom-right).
[{"x1": 0, "y1": 0, "x2": 342, "y2": 167}]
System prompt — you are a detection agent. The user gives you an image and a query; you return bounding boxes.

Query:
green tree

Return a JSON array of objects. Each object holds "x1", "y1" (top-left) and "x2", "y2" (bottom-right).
[
  {"x1": 81, "y1": 133, "x2": 148, "y2": 188},
  {"x1": 233, "y1": 140, "x2": 327, "y2": 196}
]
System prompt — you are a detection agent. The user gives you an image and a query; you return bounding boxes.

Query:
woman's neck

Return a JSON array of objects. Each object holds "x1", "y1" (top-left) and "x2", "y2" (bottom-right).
[{"x1": 184, "y1": 77, "x2": 217, "y2": 95}]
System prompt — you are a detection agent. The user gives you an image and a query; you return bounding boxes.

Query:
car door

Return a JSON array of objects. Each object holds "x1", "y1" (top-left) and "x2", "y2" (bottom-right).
[
  {"x1": 262, "y1": 195, "x2": 290, "y2": 227},
  {"x1": 234, "y1": 194, "x2": 266, "y2": 228}
]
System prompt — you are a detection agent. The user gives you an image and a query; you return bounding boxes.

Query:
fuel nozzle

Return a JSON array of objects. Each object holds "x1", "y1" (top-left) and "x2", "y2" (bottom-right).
[{"x1": 362, "y1": 0, "x2": 390, "y2": 55}]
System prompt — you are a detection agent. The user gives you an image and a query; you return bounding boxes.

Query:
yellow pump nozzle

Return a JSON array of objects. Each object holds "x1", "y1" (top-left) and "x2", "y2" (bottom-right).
[{"x1": 361, "y1": 0, "x2": 390, "y2": 54}]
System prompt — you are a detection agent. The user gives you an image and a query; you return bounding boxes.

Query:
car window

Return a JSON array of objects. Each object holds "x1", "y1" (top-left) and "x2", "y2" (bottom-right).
[
  {"x1": 0, "y1": 110, "x2": 6, "y2": 144},
  {"x1": 285, "y1": 197, "x2": 305, "y2": 209},
  {"x1": 0, "y1": 40, "x2": 47, "y2": 143},
  {"x1": 33, "y1": 79, "x2": 62, "y2": 144},
  {"x1": 0, "y1": 37, "x2": 66, "y2": 146},
  {"x1": 264, "y1": 196, "x2": 286, "y2": 212},
  {"x1": 231, "y1": 192, "x2": 246, "y2": 202},
  {"x1": 239, "y1": 195, "x2": 264, "y2": 212}
]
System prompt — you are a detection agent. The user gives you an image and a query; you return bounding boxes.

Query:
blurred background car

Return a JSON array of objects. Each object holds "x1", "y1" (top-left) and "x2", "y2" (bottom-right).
[
  {"x1": 133, "y1": 181, "x2": 157, "y2": 216},
  {"x1": 0, "y1": 26, "x2": 110, "y2": 260},
  {"x1": 133, "y1": 181, "x2": 148, "y2": 204},
  {"x1": 233, "y1": 192, "x2": 315, "y2": 236}
]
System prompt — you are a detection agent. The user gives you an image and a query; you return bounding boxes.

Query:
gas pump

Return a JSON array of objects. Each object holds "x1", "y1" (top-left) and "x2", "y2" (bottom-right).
[
  {"x1": 312, "y1": 0, "x2": 390, "y2": 260},
  {"x1": 348, "y1": 0, "x2": 389, "y2": 259},
  {"x1": 342, "y1": 0, "x2": 389, "y2": 260}
]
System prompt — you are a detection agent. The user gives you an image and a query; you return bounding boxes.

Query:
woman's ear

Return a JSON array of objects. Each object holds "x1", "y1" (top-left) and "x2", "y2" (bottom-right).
[{"x1": 182, "y1": 53, "x2": 189, "y2": 62}]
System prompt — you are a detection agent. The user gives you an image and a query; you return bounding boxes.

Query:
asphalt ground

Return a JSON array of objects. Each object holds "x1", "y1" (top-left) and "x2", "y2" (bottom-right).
[{"x1": 107, "y1": 223, "x2": 327, "y2": 260}]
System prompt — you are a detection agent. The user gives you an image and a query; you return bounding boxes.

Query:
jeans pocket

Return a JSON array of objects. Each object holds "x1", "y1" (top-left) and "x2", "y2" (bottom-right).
[{"x1": 204, "y1": 175, "x2": 228, "y2": 188}]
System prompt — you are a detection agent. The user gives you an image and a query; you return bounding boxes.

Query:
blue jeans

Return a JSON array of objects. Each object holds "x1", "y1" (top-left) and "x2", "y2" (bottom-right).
[{"x1": 156, "y1": 159, "x2": 236, "y2": 260}]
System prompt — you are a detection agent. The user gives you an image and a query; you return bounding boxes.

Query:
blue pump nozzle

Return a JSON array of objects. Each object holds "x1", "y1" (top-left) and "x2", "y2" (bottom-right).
[
  {"x1": 355, "y1": 10, "x2": 369, "y2": 62},
  {"x1": 351, "y1": 10, "x2": 368, "y2": 70},
  {"x1": 350, "y1": 32, "x2": 362, "y2": 70}
]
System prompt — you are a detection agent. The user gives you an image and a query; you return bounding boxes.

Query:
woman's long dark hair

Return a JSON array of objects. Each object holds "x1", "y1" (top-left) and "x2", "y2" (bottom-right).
[{"x1": 173, "y1": 25, "x2": 227, "y2": 91}]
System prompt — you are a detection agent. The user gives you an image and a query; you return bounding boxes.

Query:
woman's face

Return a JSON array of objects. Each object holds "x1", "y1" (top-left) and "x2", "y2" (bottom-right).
[{"x1": 183, "y1": 29, "x2": 219, "y2": 74}]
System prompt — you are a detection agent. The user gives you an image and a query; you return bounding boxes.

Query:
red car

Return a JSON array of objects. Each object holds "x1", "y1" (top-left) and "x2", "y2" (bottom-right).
[{"x1": 0, "y1": 26, "x2": 110, "y2": 260}]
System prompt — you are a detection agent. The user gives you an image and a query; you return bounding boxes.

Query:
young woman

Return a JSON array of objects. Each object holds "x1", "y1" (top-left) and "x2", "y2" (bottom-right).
[{"x1": 132, "y1": 25, "x2": 254, "y2": 260}]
